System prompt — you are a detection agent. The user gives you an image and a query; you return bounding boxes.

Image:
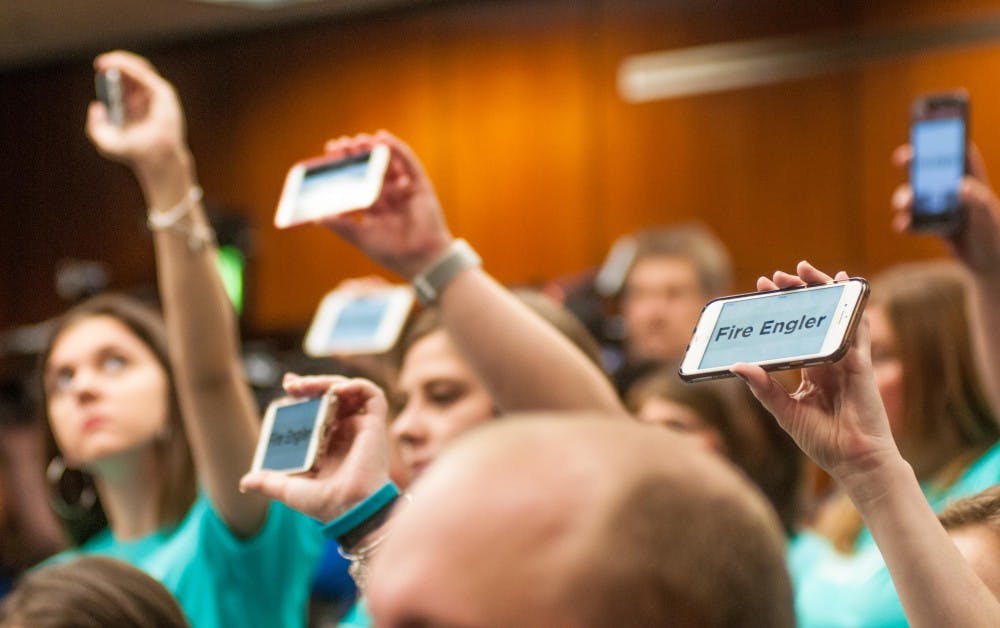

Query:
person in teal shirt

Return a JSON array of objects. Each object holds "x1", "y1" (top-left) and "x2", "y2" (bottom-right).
[
  {"x1": 787, "y1": 260, "x2": 1000, "y2": 627},
  {"x1": 36, "y1": 51, "x2": 324, "y2": 626},
  {"x1": 737, "y1": 259, "x2": 1000, "y2": 627},
  {"x1": 51, "y1": 493, "x2": 324, "y2": 626}
]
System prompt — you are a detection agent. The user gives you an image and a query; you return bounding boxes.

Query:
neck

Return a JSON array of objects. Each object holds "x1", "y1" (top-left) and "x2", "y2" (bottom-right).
[{"x1": 90, "y1": 446, "x2": 164, "y2": 540}]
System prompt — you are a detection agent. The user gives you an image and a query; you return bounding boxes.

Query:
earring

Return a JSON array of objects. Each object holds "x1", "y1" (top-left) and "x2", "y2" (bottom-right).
[{"x1": 46, "y1": 456, "x2": 97, "y2": 520}]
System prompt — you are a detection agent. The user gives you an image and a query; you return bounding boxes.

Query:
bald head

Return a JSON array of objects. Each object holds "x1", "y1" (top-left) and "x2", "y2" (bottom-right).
[{"x1": 368, "y1": 415, "x2": 792, "y2": 627}]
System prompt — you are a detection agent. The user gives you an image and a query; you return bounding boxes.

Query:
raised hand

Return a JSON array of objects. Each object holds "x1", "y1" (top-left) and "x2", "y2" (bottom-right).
[
  {"x1": 317, "y1": 131, "x2": 454, "y2": 280},
  {"x1": 240, "y1": 375, "x2": 391, "y2": 523},
  {"x1": 891, "y1": 144, "x2": 1000, "y2": 276},
  {"x1": 730, "y1": 261, "x2": 900, "y2": 484},
  {"x1": 86, "y1": 50, "x2": 189, "y2": 179}
]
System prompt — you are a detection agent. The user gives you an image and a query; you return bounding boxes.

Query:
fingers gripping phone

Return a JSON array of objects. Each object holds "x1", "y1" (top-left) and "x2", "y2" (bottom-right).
[
  {"x1": 274, "y1": 145, "x2": 390, "y2": 228},
  {"x1": 95, "y1": 68, "x2": 125, "y2": 128},
  {"x1": 909, "y1": 92, "x2": 969, "y2": 234},
  {"x1": 679, "y1": 279, "x2": 869, "y2": 382},
  {"x1": 251, "y1": 393, "x2": 336, "y2": 474}
]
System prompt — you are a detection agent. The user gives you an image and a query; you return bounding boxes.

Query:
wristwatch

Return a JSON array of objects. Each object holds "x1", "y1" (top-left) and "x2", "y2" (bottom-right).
[{"x1": 412, "y1": 239, "x2": 482, "y2": 305}]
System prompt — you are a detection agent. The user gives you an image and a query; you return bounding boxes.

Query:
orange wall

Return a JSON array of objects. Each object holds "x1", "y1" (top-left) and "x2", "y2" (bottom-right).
[{"x1": 3, "y1": 0, "x2": 1000, "y2": 334}]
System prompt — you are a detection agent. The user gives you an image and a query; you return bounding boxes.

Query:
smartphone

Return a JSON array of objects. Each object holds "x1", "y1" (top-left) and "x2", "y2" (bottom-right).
[
  {"x1": 594, "y1": 235, "x2": 637, "y2": 297},
  {"x1": 251, "y1": 393, "x2": 335, "y2": 474},
  {"x1": 909, "y1": 92, "x2": 969, "y2": 234},
  {"x1": 95, "y1": 68, "x2": 125, "y2": 127},
  {"x1": 679, "y1": 278, "x2": 869, "y2": 382},
  {"x1": 303, "y1": 284, "x2": 414, "y2": 357},
  {"x1": 274, "y1": 144, "x2": 390, "y2": 229}
]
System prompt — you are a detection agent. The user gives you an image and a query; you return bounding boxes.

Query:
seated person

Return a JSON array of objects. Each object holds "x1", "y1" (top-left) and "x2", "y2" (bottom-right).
[
  {"x1": 41, "y1": 51, "x2": 325, "y2": 627},
  {"x1": 734, "y1": 261, "x2": 1000, "y2": 627},
  {"x1": 250, "y1": 130, "x2": 624, "y2": 624},
  {"x1": 939, "y1": 485, "x2": 1000, "y2": 599},
  {"x1": 0, "y1": 555, "x2": 188, "y2": 628},
  {"x1": 626, "y1": 367, "x2": 803, "y2": 536},
  {"x1": 243, "y1": 379, "x2": 795, "y2": 627},
  {"x1": 615, "y1": 224, "x2": 732, "y2": 392}
]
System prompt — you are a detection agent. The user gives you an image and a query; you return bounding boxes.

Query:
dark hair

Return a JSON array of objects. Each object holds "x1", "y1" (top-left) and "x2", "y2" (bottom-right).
[
  {"x1": 0, "y1": 556, "x2": 188, "y2": 627},
  {"x1": 626, "y1": 367, "x2": 803, "y2": 535},
  {"x1": 37, "y1": 294, "x2": 196, "y2": 536}
]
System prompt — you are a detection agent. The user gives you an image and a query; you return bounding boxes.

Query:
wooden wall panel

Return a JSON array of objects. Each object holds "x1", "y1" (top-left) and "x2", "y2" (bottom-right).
[
  {"x1": 4, "y1": 0, "x2": 1000, "y2": 337},
  {"x1": 857, "y1": 1, "x2": 1000, "y2": 277}
]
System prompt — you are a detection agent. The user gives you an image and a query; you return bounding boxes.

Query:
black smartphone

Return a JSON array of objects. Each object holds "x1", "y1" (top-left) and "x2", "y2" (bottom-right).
[
  {"x1": 909, "y1": 92, "x2": 969, "y2": 234},
  {"x1": 94, "y1": 68, "x2": 125, "y2": 127}
]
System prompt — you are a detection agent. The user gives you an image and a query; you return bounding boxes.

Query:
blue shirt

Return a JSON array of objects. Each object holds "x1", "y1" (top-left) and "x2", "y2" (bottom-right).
[
  {"x1": 790, "y1": 440, "x2": 1000, "y2": 627},
  {"x1": 52, "y1": 493, "x2": 325, "y2": 627}
]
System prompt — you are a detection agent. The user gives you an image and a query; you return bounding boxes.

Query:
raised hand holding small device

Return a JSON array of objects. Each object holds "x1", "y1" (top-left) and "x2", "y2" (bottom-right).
[
  {"x1": 908, "y1": 91, "x2": 969, "y2": 235},
  {"x1": 274, "y1": 145, "x2": 390, "y2": 228},
  {"x1": 679, "y1": 275, "x2": 869, "y2": 382},
  {"x1": 241, "y1": 375, "x2": 392, "y2": 524}
]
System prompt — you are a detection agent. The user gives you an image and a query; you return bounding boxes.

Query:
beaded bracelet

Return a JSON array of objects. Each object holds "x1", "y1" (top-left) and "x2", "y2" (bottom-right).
[
  {"x1": 146, "y1": 186, "x2": 215, "y2": 251},
  {"x1": 147, "y1": 186, "x2": 203, "y2": 230}
]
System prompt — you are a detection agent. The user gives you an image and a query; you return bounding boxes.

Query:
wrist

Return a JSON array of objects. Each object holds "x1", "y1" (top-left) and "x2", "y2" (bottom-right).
[
  {"x1": 834, "y1": 450, "x2": 912, "y2": 510},
  {"x1": 411, "y1": 238, "x2": 482, "y2": 305},
  {"x1": 135, "y1": 146, "x2": 196, "y2": 204},
  {"x1": 321, "y1": 481, "x2": 401, "y2": 549}
]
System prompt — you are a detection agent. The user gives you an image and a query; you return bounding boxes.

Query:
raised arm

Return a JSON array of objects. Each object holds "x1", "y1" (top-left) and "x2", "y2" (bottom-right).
[
  {"x1": 86, "y1": 51, "x2": 266, "y2": 536},
  {"x1": 732, "y1": 261, "x2": 1000, "y2": 628},
  {"x1": 318, "y1": 131, "x2": 624, "y2": 416},
  {"x1": 892, "y1": 144, "x2": 1000, "y2": 407}
]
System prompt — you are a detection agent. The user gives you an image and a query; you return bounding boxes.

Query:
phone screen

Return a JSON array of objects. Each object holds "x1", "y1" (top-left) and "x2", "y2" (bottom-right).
[
  {"x1": 261, "y1": 398, "x2": 323, "y2": 471},
  {"x1": 911, "y1": 116, "x2": 965, "y2": 216},
  {"x1": 699, "y1": 284, "x2": 845, "y2": 369},
  {"x1": 296, "y1": 153, "x2": 374, "y2": 216},
  {"x1": 328, "y1": 296, "x2": 391, "y2": 345}
]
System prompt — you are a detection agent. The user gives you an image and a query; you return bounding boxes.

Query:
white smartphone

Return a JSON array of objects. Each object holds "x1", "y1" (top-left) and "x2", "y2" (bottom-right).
[
  {"x1": 679, "y1": 278, "x2": 870, "y2": 382},
  {"x1": 274, "y1": 144, "x2": 390, "y2": 229},
  {"x1": 251, "y1": 393, "x2": 335, "y2": 474},
  {"x1": 303, "y1": 284, "x2": 414, "y2": 357}
]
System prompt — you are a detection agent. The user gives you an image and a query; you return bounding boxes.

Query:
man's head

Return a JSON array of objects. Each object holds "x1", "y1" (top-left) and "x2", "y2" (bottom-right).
[
  {"x1": 368, "y1": 415, "x2": 793, "y2": 627},
  {"x1": 940, "y1": 485, "x2": 1000, "y2": 598},
  {"x1": 621, "y1": 225, "x2": 732, "y2": 364}
]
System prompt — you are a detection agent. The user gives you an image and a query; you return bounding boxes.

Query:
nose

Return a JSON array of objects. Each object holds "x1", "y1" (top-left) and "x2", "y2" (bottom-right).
[
  {"x1": 69, "y1": 366, "x2": 102, "y2": 401},
  {"x1": 391, "y1": 401, "x2": 427, "y2": 449}
]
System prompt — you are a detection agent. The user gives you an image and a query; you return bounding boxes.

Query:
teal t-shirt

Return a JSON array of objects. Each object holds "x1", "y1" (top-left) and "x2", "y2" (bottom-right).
[
  {"x1": 339, "y1": 599, "x2": 373, "y2": 627},
  {"x1": 52, "y1": 493, "x2": 325, "y2": 628},
  {"x1": 790, "y1": 440, "x2": 1000, "y2": 627}
]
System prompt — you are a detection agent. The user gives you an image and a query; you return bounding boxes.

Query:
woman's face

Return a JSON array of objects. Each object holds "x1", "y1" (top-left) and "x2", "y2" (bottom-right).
[
  {"x1": 392, "y1": 330, "x2": 495, "y2": 485},
  {"x1": 45, "y1": 315, "x2": 169, "y2": 470},
  {"x1": 867, "y1": 305, "x2": 905, "y2": 437},
  {"x1": 636, "y1": 397, "x2": 725, "y2": 454}
]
